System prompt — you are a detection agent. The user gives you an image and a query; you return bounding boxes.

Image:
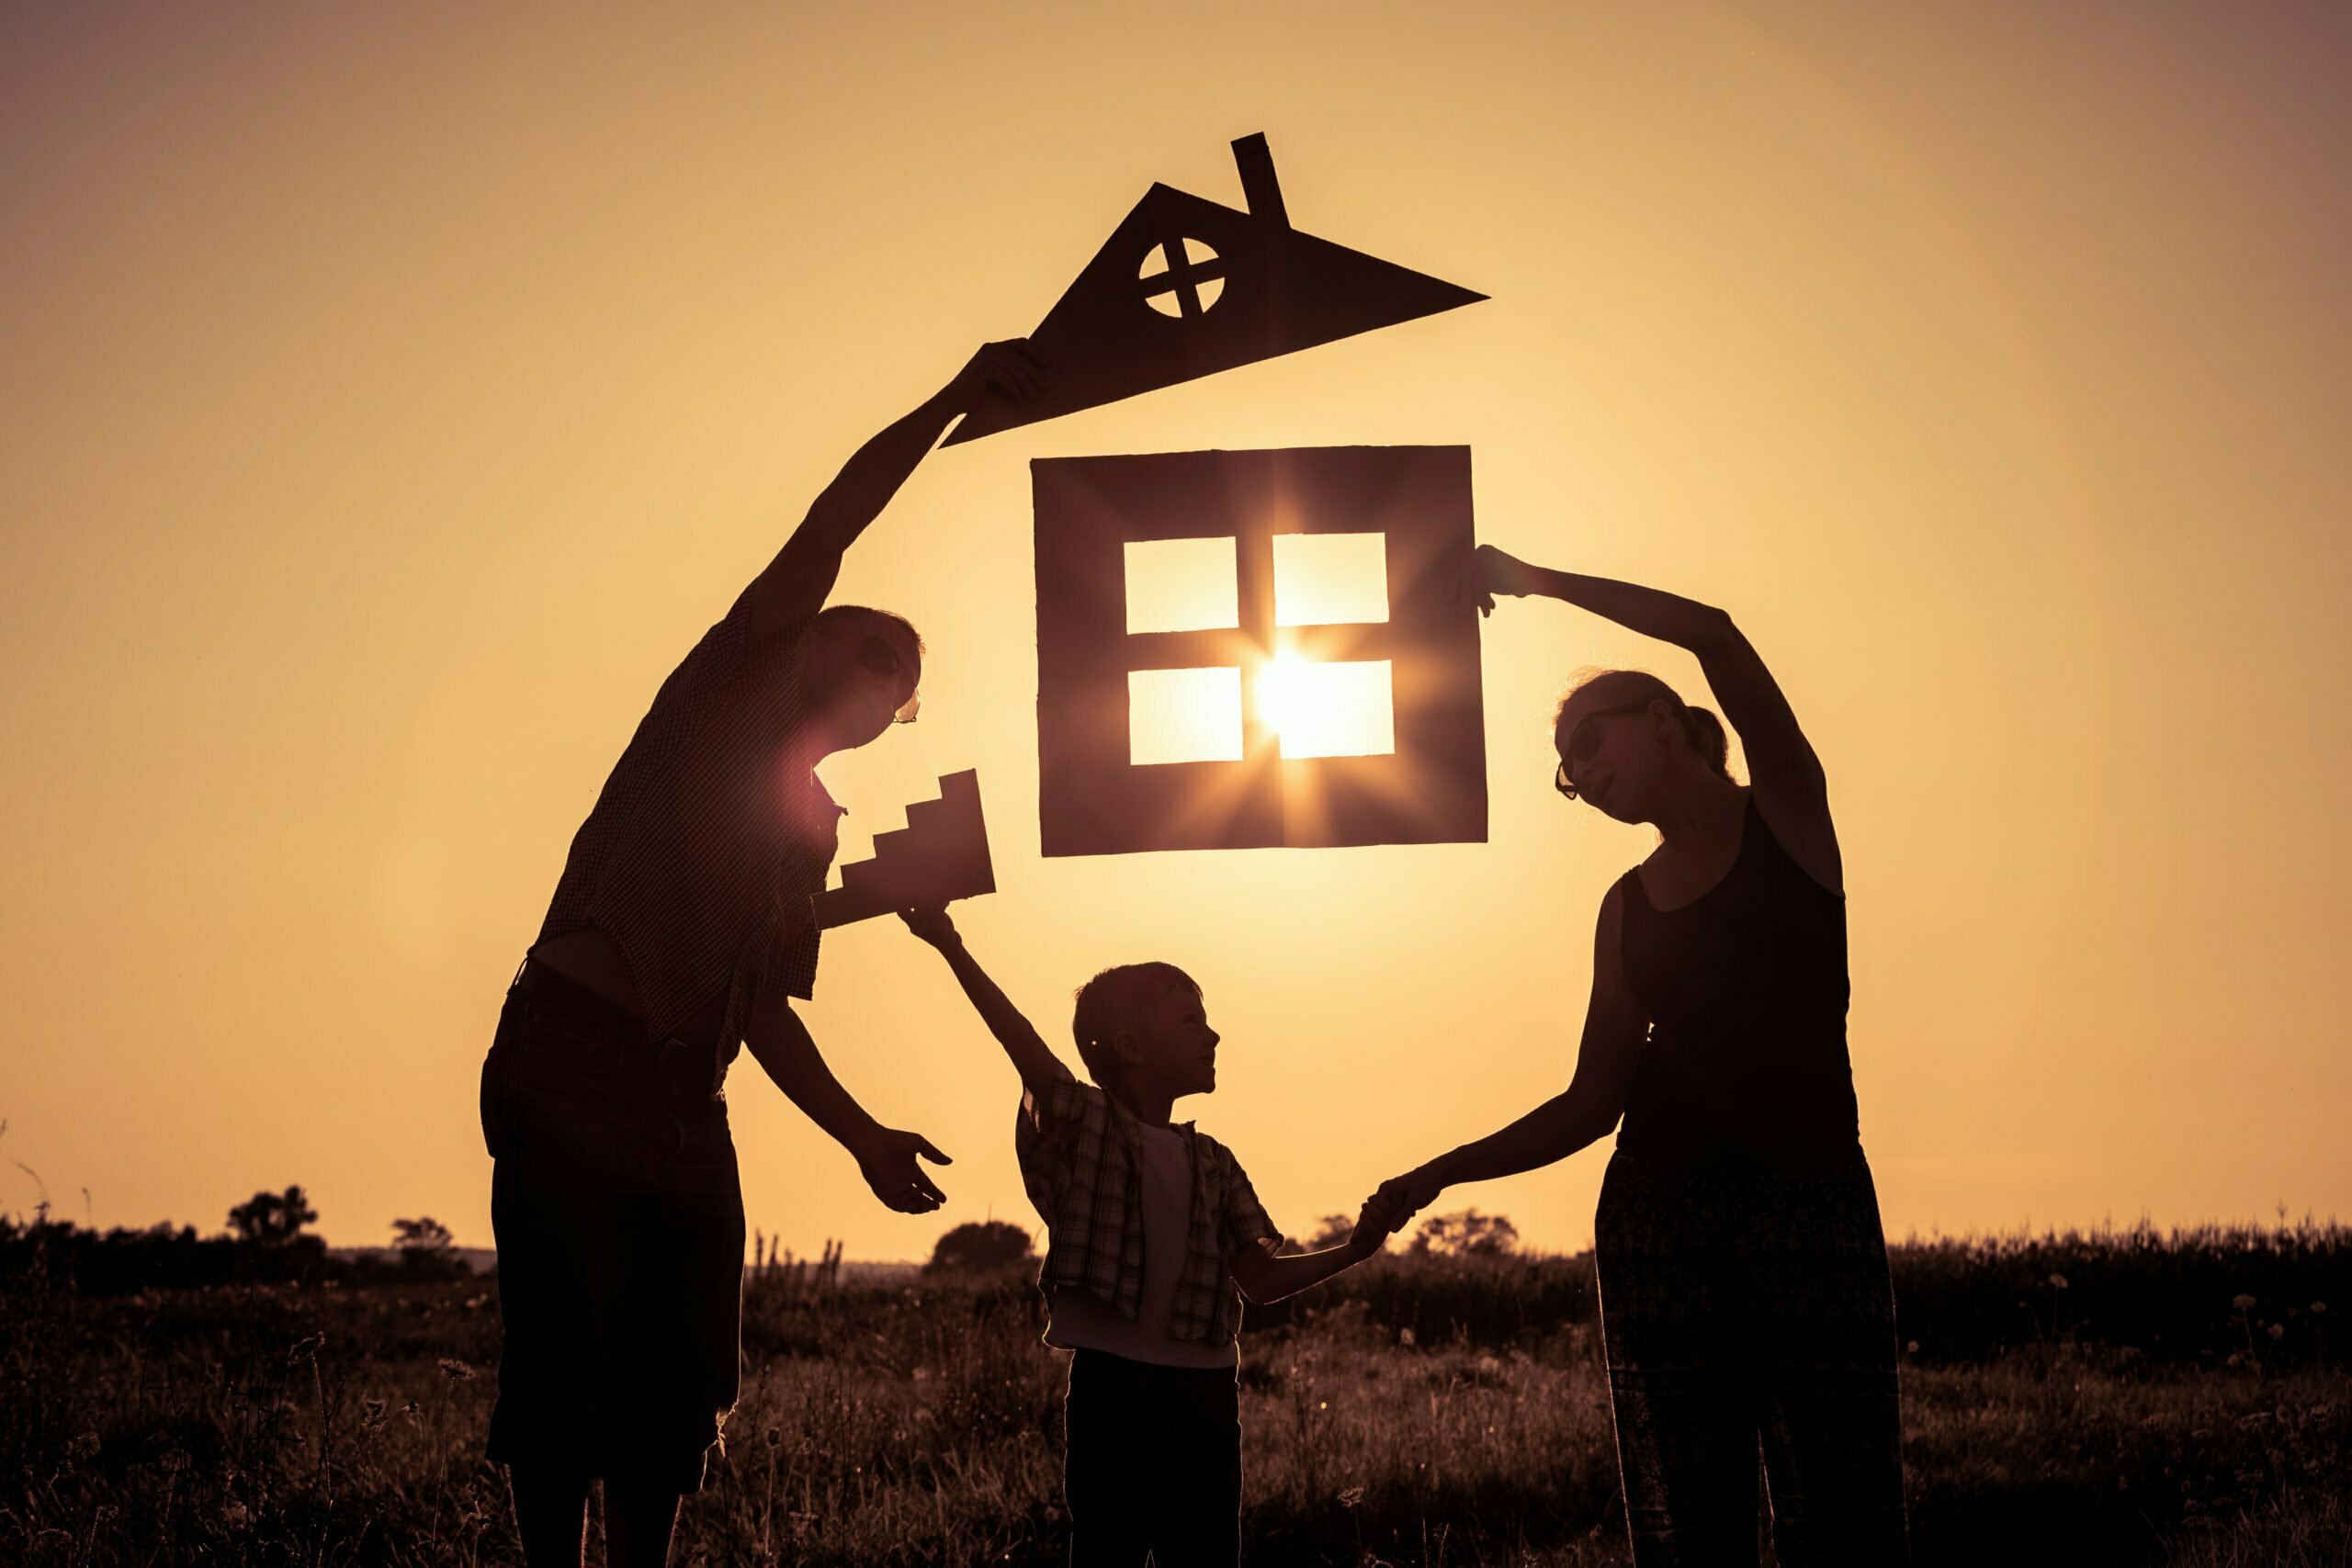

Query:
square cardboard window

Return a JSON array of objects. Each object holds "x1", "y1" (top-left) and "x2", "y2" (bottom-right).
[{"x1": 1035, "y1": 445, "x2": 1487, "y2": 855}]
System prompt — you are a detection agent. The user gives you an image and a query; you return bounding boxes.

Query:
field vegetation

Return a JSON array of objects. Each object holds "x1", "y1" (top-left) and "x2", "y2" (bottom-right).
[{"x1": 3, "y1": 1212, "x2": 2346, "y2": 1565}]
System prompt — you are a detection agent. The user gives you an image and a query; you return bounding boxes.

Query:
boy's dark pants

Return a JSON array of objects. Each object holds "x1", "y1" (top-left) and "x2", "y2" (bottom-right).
[{"x1": 1065, "y1": 1348, "x2": 1242, "y2": 1566}]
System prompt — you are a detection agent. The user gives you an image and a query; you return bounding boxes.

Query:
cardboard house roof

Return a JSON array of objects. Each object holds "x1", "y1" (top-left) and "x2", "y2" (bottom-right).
[{"x1": 944, "y1": 134, "x2": 1486, "y2": 446}]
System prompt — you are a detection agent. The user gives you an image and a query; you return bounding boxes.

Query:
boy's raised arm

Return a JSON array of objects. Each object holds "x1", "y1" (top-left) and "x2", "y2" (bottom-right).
[{"x1": 899, "y1": 907, "x2": 1069, "y2": 1100}]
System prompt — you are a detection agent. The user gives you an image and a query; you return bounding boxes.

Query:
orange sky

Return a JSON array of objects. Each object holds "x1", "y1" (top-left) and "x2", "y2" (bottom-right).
[{"x1": 4, "y1": 2, "x2": 2347, "y2": 1258}]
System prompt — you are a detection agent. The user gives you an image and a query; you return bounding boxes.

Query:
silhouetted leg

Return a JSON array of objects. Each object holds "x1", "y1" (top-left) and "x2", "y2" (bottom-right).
[
  {"x1": 1606, "y1": 1360, "x2": 1763, "y2": 1565},
  {"x1": 1757, "y1": 1364, "x2": 1908, "y2": 1567},
  {"x1": 603, "y1": 1476, "x2": 684, "y2": 1568},
  {"x1": 1597, "y1": 1154, "x2": 1762, "y2": 1565},
  {"x1": 1754, "y1": 1156, "x2": 1908, "y2": 1566},
  {"x1": 1065, "y1": 1351, "x2": 1155, "y2": 1567},
  {"x1": 508, "y1": 1462, "x2": 590, "y2": 1568},
  {"x1": 1148, "y1": 1368, "x2": 1241, "y2": 1566}
]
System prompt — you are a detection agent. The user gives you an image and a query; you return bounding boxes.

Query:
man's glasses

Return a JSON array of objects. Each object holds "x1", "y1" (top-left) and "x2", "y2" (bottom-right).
[{"x1": 1554, "y1": 703, "x2": 1651, "y2": 799}]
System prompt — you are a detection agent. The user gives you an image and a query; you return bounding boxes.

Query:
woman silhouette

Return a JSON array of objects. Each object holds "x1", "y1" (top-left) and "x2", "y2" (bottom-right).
[{"x1": 1363, "y1": 545, "x2": 1909, "y2": 1565}]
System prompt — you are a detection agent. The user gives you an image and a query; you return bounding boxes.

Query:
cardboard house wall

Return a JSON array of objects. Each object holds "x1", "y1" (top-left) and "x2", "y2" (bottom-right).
[{"x1": 1035, "y1": 445, "x2": 1487, "y2": 855}]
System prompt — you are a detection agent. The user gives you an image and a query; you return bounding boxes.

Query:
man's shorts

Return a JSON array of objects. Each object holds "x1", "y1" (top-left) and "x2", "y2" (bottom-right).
[{"x1": 480, "y1": 961, "x2": 743, "y2": 1494}]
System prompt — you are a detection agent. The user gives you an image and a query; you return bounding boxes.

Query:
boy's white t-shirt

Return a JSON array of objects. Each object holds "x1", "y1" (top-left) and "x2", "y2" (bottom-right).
[{"x1": 1045, "y1": 1122, "x2": 1239, "y2": 1370}]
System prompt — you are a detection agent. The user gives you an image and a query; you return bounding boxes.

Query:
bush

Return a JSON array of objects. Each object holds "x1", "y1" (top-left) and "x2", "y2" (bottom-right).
[{"x1": 924, "y1": 1219, "x2": 1036, "y2": 1276}]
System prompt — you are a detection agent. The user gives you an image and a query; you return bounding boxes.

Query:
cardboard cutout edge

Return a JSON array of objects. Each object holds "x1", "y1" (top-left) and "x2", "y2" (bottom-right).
[
  {"x1": 944, "y1": 134, "x2": 1485, "y2": 446},
  {"x1": 813, "y1": 769, "x2": 996, "y2": 928}
]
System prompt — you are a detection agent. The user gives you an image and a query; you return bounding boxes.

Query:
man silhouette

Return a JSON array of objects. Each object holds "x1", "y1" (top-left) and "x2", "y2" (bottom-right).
[{"x1": 478, "y1": 339, "x2": 1045, "y2": 1566}]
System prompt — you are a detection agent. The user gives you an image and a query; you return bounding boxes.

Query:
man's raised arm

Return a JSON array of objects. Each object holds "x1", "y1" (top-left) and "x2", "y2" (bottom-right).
[{"x1": 747, "y1": 340, "x2": 1046, "y2": 643}]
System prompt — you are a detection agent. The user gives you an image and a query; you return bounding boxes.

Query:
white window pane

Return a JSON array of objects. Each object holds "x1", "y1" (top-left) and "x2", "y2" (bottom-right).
[
  {"x1": 1125, "y1": 537, "x2": 1239, "y2": 634},
  {"x1": 1272, "y1": 533, "x2": 1389, "y2": 626},
  {"x1": 1260, "y1": 660, "x2": 1394, "y2": 758},
  {"x1": 1129, "y1": 667, "x2": 1245, "y2": 765}
]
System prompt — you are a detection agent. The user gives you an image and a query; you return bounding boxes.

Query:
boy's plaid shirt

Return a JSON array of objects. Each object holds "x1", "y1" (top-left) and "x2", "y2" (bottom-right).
[{"x1": 1014, "y1": 1059, "x2": 1280, "y2": 1346}]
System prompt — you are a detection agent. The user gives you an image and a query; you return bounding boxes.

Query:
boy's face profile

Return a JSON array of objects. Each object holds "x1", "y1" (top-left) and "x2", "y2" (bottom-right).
[{"x1": 1109, "y1": 982, "x2": 1221, "y2": 1102}]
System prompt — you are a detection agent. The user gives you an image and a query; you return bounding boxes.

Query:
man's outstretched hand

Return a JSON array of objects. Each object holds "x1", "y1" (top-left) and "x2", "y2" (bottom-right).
[
  {"x1": 945, "y1": 339, "x2": 1048, "y2": 411},
  {"x1": 853, "y1": 1125, "x2": 953, "y2": 1214}
]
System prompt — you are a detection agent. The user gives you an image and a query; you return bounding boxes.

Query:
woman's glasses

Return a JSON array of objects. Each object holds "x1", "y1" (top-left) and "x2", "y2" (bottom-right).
[{"x1": 1554, "y1": 703, "x2": 1651, "y2": 799}]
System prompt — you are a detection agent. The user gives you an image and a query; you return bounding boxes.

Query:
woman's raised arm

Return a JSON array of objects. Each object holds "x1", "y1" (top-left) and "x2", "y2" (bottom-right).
[{"x1": 1466, "y1": 544, "x2": 1840, "y2": 889}]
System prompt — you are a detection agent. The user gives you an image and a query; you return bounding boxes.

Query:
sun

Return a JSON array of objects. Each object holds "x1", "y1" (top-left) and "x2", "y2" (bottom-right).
[{"x1": 1255, "y1": 655, "x2": 1396, "y2": 760}]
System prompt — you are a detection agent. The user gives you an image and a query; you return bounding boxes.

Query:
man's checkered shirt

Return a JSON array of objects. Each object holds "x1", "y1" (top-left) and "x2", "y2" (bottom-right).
[{"x1": 537, "y1": 580, "x2": 840, "y2": 1053}]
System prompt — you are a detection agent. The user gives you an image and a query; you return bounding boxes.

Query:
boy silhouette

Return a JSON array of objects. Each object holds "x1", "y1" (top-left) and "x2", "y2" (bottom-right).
[{"x1": 899, "y1": 905, "x2": 1381, "y2": 1566}]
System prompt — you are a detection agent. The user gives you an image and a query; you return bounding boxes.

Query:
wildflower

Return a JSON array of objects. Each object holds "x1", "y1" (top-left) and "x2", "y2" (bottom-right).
[
  {"x1": 2049, "y1": 1273, "x2": 2069, "y2": 1290},
  {"x1": 2233, "y1": 1294, "x2": 2257, "y2": 1311},
  {"x1": 69, "y1": 1432, "x2": 101, "y2": 1461},
  {"x1": 1905, "y1": 1340, "x2": 1920, "y2": 1354},
  {"x1": 1398, "y1": 1327, "x2": 1416, "y2": 1348},
  {"x1": 222, "y1": 1499, "x2": 251, "y2": 1529},
  {"x1": 2267, "y1": 1323, "x2": 2285, "y2": 1340},
  {"x1": 438, "y1": 1358, "x2": 477, "y2": 1382},
  {"x1": 2312, "y1": 1302, "x2": 2327, "y2": 1314},
  {"x1": 1337, "y1": 1485, "x2": 1365, "y2": 1509}
]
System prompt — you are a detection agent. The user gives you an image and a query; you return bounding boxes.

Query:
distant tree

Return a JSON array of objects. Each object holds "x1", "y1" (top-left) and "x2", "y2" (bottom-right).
[
  {"x1": 391, "y1": 1216, "x2": 455, "y2": 1254},
  {"x1": 1409, "y1": 1208, "x2": 1519, "y2": 1258},
  {"x1": 389, "y1": 1214, "x2": 466, "y2": 1281},
  {"x1": 924, "y1": 1220, "x2": 1035, "y2": 1274},
  {"x1": 227, "y1": 1185, "x2": 318, "y2": 1247}
]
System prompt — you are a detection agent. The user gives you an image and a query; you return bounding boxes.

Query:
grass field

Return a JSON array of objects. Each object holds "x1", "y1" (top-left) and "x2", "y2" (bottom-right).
[{"x1": 3, "y1": 1222, "x2": 2346, "y2": 1565}]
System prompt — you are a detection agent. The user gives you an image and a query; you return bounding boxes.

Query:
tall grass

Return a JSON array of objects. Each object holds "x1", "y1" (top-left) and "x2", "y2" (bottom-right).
[{"x1": 3, "y1": 1221, "x2": 2346, "y2": 1564}]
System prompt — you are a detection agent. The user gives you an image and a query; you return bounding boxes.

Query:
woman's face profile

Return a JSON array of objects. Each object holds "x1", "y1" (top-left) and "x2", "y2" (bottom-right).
[{"x1": 1558, "y1": 702, "x2": 1658, "y2": 824}]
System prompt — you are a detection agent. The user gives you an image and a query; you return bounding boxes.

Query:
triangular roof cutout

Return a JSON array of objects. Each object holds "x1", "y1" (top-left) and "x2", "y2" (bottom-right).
[{"x1": 945, "y1": 134, "x2": 1485, "y2": 446}]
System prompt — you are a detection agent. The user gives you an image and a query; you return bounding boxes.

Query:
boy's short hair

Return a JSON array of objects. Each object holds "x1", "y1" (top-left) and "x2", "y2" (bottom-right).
[{"x1": 1070, "y1": 962, "x2": 1200, "y2": 1084}]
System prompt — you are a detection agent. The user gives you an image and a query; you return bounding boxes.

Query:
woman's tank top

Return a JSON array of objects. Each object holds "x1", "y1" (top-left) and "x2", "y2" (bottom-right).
[{"x1": 1614, "y1": 792, "x2": 1860, "y2": 1169}]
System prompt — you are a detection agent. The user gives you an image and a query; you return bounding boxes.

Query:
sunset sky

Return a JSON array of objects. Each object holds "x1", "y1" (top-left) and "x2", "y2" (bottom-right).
[{"x1": 5, "y1": 2, "x2": 2346, "y2": 1259}]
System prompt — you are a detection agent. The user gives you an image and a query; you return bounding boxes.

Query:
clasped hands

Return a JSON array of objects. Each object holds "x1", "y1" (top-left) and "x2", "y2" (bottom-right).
[{"x1": 1352, "y1": 1164, "x2": 1448, "y2": 1252}]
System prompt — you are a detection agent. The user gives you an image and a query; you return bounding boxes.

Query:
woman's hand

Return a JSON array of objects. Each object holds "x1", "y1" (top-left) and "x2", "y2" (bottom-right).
[
  {"x1": 1342, "y1": 1214, "x2": 1389, "y2": 1260},
  {"x1": 897, "y1": 905, "x2": 960, "y2": 950},
  {"x1": 1358, "y1": 1164, "x2": 1447, "y2": 1243},
  {"x1": 1453, "y1": 543, "x2": 1547, "y2": 617},
  {"x1": 944, "y1": 339, "x2": 1047, "y2": 411}
]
